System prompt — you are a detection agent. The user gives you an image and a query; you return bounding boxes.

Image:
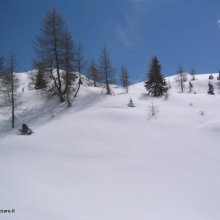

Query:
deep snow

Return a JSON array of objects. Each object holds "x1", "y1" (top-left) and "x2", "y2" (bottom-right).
[{"x1": 0, "y1": 72, "x2": 220, "y2": 220}]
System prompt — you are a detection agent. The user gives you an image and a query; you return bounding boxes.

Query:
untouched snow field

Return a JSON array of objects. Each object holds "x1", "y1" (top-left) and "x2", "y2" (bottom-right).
[{"x1": 0, "y1": 73, "x2": 220, "y2": 220}]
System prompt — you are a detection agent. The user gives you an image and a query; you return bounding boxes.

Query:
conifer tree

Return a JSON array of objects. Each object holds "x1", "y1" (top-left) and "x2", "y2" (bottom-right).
[
  {"x1": 217, "y1": 71, "x2": 220, "y2": 80},
  {"x1": 0, "y1": 55, "x2": 4, "y2": 76},
  {"x1": 191, "y1": 67, "x2": 196, "y2": 80},
  {"x1": 209, "y1": 74, "x2": 214, "y2": 80},
  {"x1": 144, "y1": 56, "x2": 167, "y2": 97},
  {"x1": 34, "y1": 61, "x2": 47, "y2": 90}
]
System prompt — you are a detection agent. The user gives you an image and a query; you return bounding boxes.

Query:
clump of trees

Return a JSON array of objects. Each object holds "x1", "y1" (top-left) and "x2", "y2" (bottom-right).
[
  {"x1": 34, "y1": 8, "x2": 77, "y2": 105},
  {"x1": 144, "y1": 56, "x2": 167, "y2": 97}
]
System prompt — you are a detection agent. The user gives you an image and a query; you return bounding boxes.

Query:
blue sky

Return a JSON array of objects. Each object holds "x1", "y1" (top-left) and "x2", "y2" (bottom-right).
[{"x1": 1, "y1": 0, "x2": 220, "y2": 82}]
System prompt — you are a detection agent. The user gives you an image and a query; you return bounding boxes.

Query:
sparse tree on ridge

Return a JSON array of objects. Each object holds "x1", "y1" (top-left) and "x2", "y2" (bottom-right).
[
  {"x1": 176, "y1": 65, "x2": 187, "y2": 93},
  {"x1": 74, "y1": 42, "x2": 86, "y2": 98},
  {"x1": 217, "y1": 71, "x2": 220, "y2": 80},
  {"x1": 0, "y1": 55, "x2": 4, "y2": 76},
  {"x1": 1, "y1": 50, "x2": 19, "y2": 128},
  {"x1": 99, "y1": 45, "x2": 115, "y2": 95},
  {"x1": 191, "y1": 67, "x2": 196, "y2": 81},
  {"x1": 87, "y1": 60, "x2": 99, "y2": 87},
  {"x1": 35, "y1": 8, "x2": 67, "y2": 102},
  {"x1": 144, "y1": 56, "x2": 167, "y2": 97},
  {"x1": 120, "y1": 66, "x2": 129, "y2": 93},
  {"x1": 189, "y1": 81, "x2": 193, "y2": 93},
  {"x1": 62, "y1": 30, "x2": 75, "y2": 107}
]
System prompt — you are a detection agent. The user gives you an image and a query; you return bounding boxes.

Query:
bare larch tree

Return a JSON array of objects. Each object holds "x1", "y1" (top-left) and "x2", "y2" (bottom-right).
[
  {"x1": 99, "y1": 45, "x2": 114, "y2": 95},
  {"x1": 87, "y1": 60, "x2": 99, "y2": 87},
  {"x1": 35, "y1": 8, "x2": 66, "y2": 102},
  {"x1": 120, "y1": 66, "x2": 129, "y2": 93}
]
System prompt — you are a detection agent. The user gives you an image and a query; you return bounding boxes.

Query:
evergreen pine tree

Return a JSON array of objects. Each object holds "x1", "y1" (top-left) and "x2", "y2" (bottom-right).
[
  {"x1": 207, "y1": 81, "x2": 215, "y2": 95},
  {"x1": 34, "y1": 62, "x2": 47, "y2": 89},
  {"x1": 0, "y1": 55, "x2": 4, "y2": 76},
  {"x1": 144, "y1": 56, "x2": 167, "y2": 96},
  {"x1": 191, "y1": 67, "x2": 196, "y2": 80},
  {"x1": 217, "y1": 71, "x2": 220, "y2": 80},
  {"x1": 209, "y1": 74, "x2": 214, "y2": 80}
]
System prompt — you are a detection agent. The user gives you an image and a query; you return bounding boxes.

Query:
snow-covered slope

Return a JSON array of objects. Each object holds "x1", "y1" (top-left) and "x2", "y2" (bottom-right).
[{"x1": 0, "y1": 72, "x2": 220, "y2": 220}]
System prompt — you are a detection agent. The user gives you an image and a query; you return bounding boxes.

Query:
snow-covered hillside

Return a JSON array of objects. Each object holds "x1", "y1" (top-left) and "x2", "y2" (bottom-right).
[{"x1": 0, "y1": 72, "x2": 220, "y2": 220}]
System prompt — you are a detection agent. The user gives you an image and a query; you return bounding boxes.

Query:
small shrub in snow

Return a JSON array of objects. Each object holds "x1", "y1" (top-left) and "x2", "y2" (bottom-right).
[
  {"x1": 207, "y1": 82, "x2": 215, "y2": 95},
  {"x1": 148, "y1": 101, "x2": 159, "y2": 117},
  {"x1": 128, "y1": 98, "x2": 135, "y2": 107},
  {"x1": 18, "y1": 123, "x2": 33, "y2": 135},
  {"x1": 188, "y1": 81, "x2": 193, "y2": 93},
  {"x1": 164, "y1": 91, "x2": 169, "y2": 100},
  {"x1": 200, "y1": 111, "x2": 205, "y2": 116}
]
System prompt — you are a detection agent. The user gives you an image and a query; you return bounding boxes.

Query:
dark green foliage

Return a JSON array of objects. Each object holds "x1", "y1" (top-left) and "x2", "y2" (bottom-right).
[
  {"x1": 207, "y1": 82, "x2": 215, "y2": 95},
  {"x1": 144, "y1": 56, "x2": 167, "y2": 97},
  {"x1": 0, "y1": 55, "x2": 4, "y2": 76},
  {"x1": 209, "y1": 74, "x2": 214, "y2": 80},
  {"x1": 217, "y1": 71, "x2": 220, "y2": 80},
  {"x1": 34, "y1": 62, "x2": 47, "y2": 89},
  {"x1": 191, "y1": 67, "x2": 196, "y2": 80}
]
